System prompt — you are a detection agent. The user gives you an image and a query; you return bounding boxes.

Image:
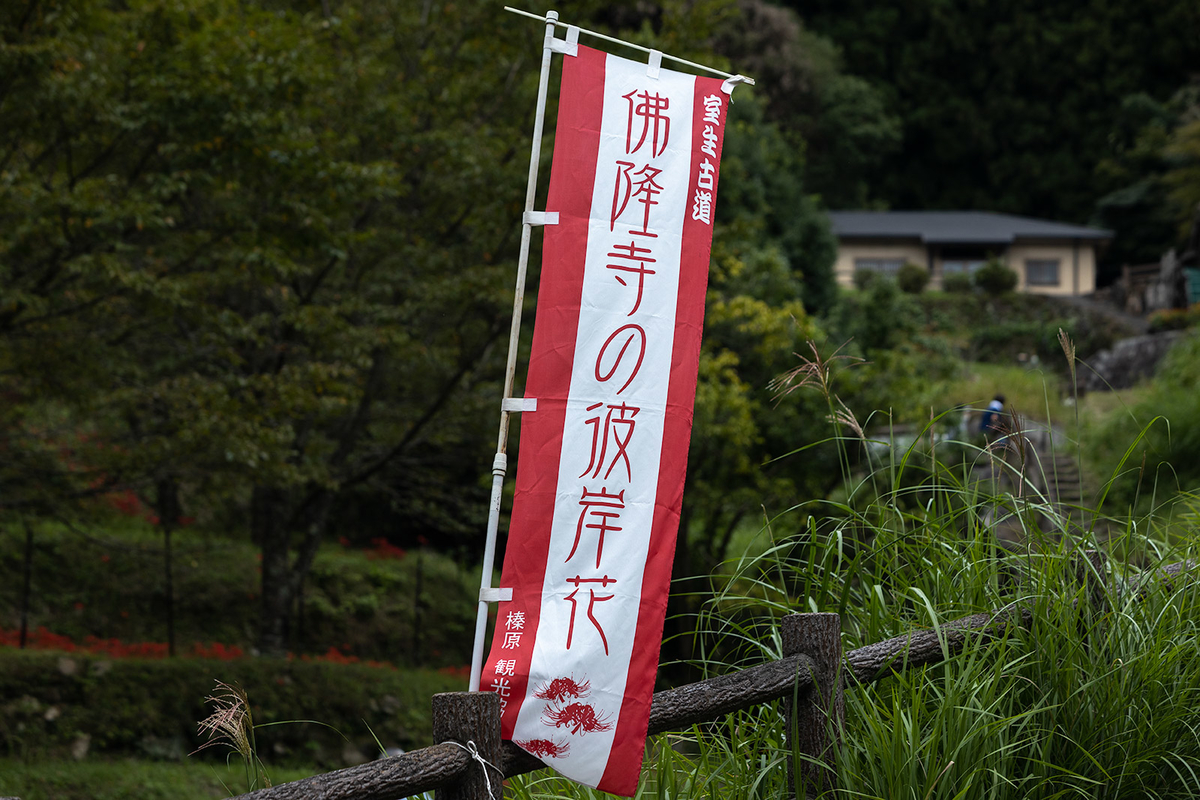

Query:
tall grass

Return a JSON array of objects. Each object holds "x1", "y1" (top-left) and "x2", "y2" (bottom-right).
[{"x1": 506, "y1": 342, "x2": 1200, "y2": 800}]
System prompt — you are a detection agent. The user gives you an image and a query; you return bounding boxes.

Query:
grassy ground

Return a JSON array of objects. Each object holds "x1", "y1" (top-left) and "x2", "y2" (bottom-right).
[
  {"x1": 646, "y1": 432, "x2": 1200, "y2": 798},
  {"x1": 925, "y1": 360, "x2": 1154, "y2": 428},
  {"x1": 930, "y1": 362, "x2": 1069, "y2": 422},
  {"x1": 0, "y1": 757, "x2": 317, "y2": 800}
]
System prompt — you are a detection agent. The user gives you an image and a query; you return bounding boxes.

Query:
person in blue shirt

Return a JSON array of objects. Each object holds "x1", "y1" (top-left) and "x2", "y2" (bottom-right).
[{"x1": 979, "y1": 394, "x2": 1006, "y2": 441}]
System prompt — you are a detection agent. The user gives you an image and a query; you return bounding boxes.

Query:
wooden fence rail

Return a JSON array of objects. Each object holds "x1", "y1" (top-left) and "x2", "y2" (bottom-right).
[
  {"x1": 230, "y1": 555, "x2": 1196, "y2": 800},
  {"x1": 234, "y1": 651, "x2": 822, "y2": 800}
]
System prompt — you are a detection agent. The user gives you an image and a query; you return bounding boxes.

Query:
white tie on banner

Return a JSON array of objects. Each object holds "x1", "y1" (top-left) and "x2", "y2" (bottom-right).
[{"x1": 482, "y1": 42, "x2": 731, "y2": 796}]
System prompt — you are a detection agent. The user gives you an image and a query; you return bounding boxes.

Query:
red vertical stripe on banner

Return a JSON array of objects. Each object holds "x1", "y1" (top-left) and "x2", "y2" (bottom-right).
[
  {"x1": 598, "y1": 76, "x2": 729, "y2": 793},
  {"x1": 486, "y1": 46, "x2": 607, "y2": 735}
]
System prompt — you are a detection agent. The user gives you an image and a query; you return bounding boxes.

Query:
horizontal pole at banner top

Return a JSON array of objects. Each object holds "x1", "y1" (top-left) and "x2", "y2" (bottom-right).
[{"x1": 503, "y1": 6, "x2": 755, "y2": 85}]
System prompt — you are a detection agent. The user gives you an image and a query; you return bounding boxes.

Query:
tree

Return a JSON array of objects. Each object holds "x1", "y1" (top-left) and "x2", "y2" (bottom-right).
[
  {"x1": 0, "y1": 0, "x2": 538, "y2": 654},
  {"x1": 791, "y1": 0, "x2": 1200, "y2": 225},
  {"x1": 5, "y1": 0, "x2": 845, "y2": 660},
  {"x1": 1092, "y1": 85, "x2": 1200, "y2": 280},
  {"x1": 712, "y1": 0, "x2": 900, "y2": 210},
  {"x1": 1163, "y1": 103, "x2": 1200, "y2": 241}
]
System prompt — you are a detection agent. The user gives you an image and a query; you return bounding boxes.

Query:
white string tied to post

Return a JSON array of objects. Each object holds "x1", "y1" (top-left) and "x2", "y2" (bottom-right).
[{"x1": 447, "y1": 740, "x2": 504, "y2": 800}]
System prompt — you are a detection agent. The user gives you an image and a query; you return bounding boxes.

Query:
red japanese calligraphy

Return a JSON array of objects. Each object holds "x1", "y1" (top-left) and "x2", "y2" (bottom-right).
[
  {"x1": 594, "y1": 324, "x2": 646, "y2": 394},
  {"x1": 610, "y1": 162, "x2": 664, "y2": 236},
  {"x1": 623, "y1": 89, "x2": 671, "y2": 157},
  {"x1": 610, "y1": 161, "x2": 635, "y2": 231},
  {"x1": 568, "y1": 486, "x2": 624, "y2": 567},
  {"x1": 564, "y1": 574, "x2": 616, "y2": 654},
  {"x1": 606, "y1": 241, "x2": 657, "y2": 316},
  {"x1": 580, "y1": 402, "x2": 639, "y2": 481}
]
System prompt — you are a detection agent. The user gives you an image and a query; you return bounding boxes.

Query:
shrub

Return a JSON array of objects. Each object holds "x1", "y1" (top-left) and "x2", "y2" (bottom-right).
[
  {"x1": 0, "y1": 650, "x2": 464, "y2": 763},
  {"x1": 1147, "y1": 304, "x2": 1200, "y2": 332},
  {"x1": 853, "y1": 268, "x2": 881, "y2": 290},
  {"x1": 974, "y1": 258, "x2": 1018, "y2": 295},
  {"x1": 896, "y1": 262, "x2": 930, "y2": 294},
  {"x1": 1088, "y1": 331, "x2": 1200, "y2": 510},
  {"x1": 942, "y1": 272, "x2": 973, "y2": 293},
  {"x1": 0, "y1": 525, "x2": 477, "y2": 669},
  {"x1": 833, "y1": 276, "x2": 921, "y2": 353}
]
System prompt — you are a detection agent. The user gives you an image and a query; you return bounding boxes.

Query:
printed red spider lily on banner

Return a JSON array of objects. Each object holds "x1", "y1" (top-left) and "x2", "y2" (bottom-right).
[{"x1": 483, "y1": 45, "x2": 730, "y2": 796}]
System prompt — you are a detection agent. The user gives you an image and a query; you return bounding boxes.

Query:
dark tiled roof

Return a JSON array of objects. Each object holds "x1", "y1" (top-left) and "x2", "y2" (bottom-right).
[{"x1": 828, "y1": 211, "x2": 1112, "y2": 244}]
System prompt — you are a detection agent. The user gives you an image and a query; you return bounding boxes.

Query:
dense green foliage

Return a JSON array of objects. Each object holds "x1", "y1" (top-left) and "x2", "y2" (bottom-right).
[
  {"x1": 973, "y1": 259, "x2": 1019, "y2": 296},
  {"x1": 941, "y1": 272, "x2": 973, "y2": 294},
  {"x1": 0, "y1": 518, "x2": 477, "y2": 666},
  {"x1": 711, "y1": 0, "x2": 901, "y2": 210},
  {"x1": 791, "y1": 0, "x2": 1200, "y2": 225},
  {"x1": 1088, "y1": 332, "x2": 1200, "y2": 512},
  {"x1": 0, "y1": 649, "x2": 462, "y2": 762},
  {"x1": 895, "y1": 262, "x2": 929, "y2": 294},
  {"x1": 1093, "y1": 85, "x2": 1200, "y2": 270},
  {"x1": 0, "y1": 0, "x2": 851, "y2": 654},
  {"x1": 0, "y1": 0, "x2": 542, "y2": 652}
]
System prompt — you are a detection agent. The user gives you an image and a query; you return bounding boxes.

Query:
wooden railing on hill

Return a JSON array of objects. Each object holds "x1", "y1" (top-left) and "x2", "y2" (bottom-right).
[{"x1": 230, "y1": 554, "x2": 1197, "y2": 800}]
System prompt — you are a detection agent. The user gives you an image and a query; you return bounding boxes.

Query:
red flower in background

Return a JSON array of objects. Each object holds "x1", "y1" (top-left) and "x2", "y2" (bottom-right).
[
  {"x1": 366, "y1": 537, "x2": 406, "y2": 560},
  {"x1": 0, "y1": 626, "x2": 395, "y2": 668},
  {"x1": 107, "y1": 490, "x2": 142, "y2": 516},
  {"x1": 0, "y1": 623, "x2": 396, "y2": 671}
]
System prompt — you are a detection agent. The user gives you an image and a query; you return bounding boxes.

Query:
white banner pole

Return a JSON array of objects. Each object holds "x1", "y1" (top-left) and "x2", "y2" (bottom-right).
[
  {"x1": 503, "y1": 5, "x2": 755, "y2": 85},
  {"x1": 469, "y1": 8, "x2": 561, "y2": 693}
]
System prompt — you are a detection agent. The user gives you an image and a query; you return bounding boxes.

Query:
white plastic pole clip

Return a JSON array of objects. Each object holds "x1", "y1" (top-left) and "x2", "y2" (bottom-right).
[
  {"x1": 550, "y1": 24, "x2": 579, "y2": 56},
  {"x1": 501, "y1": 397, "x2": 538, "y2": 412},
  {"x1": 522, "y1": 211, "x2": 559, "y2": 226},
  {"x1": 479, "y1": 587, "x2": 513, "y2": 603},
  {"x1": 722, "y1": 75, "x2": 751, "y2": 95},
  {"x1": 647, "y1": 49, "x2": 662, "y2": 79}
]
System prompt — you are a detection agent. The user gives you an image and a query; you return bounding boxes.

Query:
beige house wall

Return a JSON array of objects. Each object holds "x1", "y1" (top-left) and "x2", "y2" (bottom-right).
[
  {"x1": 833, "y1": 237, "x2": 1099, "y2": 295},
  {"x1": 1005, "y1": 240, "x2": 1096, "y2": 295},
  {"x1": 834, "y1": 240, "x2": 927, "y2": 287}
]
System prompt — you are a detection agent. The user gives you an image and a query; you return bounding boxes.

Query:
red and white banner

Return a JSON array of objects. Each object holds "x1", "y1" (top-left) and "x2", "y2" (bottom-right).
[{"x1": 483, "y1": 44, "x2": 729, "y2": 796}]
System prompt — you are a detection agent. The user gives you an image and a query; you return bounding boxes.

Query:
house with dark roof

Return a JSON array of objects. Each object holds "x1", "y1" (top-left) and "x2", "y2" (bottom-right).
[{"x1": 828, "y1": 211, "x2": 1113, "y2": 295}]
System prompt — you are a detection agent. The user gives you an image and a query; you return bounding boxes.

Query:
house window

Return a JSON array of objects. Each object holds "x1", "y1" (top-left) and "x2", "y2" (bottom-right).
[
  {"x1": 942, "y1": 260, "x2": 986, "y2": 275},
  {"x1": 1025, "y1": 259, "x2": 1060, "y2": 286},
  {"x1": 854, "y1": 258, "x2": 904, "y2": 275}
]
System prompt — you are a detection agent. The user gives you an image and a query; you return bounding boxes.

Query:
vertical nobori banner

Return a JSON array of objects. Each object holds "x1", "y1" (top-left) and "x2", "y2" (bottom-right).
[{"x1": 482, "y1": 44, "x2": 729, "y2": 796}]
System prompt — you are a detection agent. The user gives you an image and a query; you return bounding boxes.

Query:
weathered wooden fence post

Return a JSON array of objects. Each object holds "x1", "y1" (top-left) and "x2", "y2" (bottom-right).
[
  {"x1": 782, "y1": 612, "x2": 843, "y2": 799},
  {"x1": 433, "y1": 692, "x2": 502, "y2": 800}
]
